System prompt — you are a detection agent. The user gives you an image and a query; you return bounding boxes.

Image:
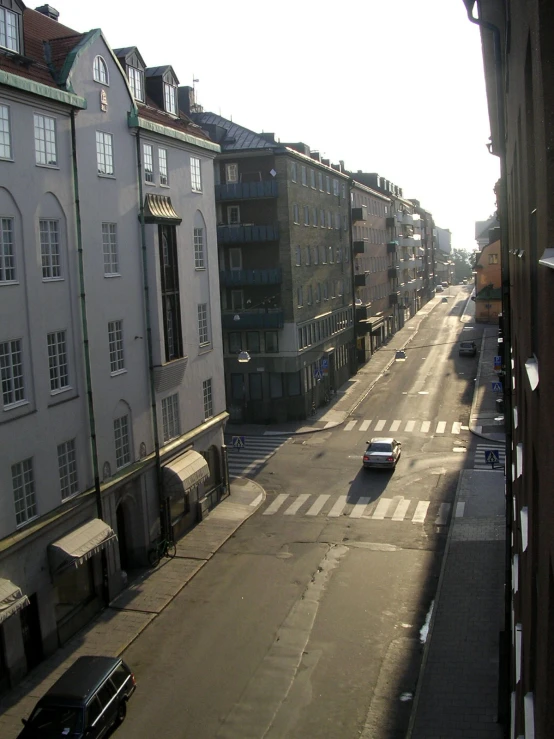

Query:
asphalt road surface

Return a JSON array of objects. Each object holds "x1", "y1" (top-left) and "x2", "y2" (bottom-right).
[{"x1": 118, "y1": 289, "x2": 482, "y2": 739}]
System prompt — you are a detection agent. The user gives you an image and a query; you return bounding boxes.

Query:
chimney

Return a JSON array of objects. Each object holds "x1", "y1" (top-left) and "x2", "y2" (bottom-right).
[
  {"x1": 35, "y1": 4, "x2": 59, "y2": 20},
  {"x1": 339, "y1": 160, "x2": 345, "y2": 171},
  {"x1": 322, "y1": 158, "x2": 330, "y2": 167},
  {"x1": 259, "y1": 132, "x2": 276, "y2": 143},
  {"x1": 310, "y1": 151, "x2": 321, "y2": 162}
]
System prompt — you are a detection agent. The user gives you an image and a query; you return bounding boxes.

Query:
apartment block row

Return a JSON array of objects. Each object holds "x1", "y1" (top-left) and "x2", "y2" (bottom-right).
[{"x1": 0, "y1": 2, "x2": 444, "y2": 691}]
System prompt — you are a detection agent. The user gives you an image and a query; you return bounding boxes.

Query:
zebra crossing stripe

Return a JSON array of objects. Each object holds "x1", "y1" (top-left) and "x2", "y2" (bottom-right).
[
  {"x1": 452, "y1": 422, "x2": 461, "y2": 434},
  {"x1": 284, "y1": 494, "x2": 310, "y2": 515},
  {"x1": 405, "y1": 420, "x2": 416, "y2": 432},
  {"x1": 375, "y1": 420, "x2": 386, "y2": 431},
  {"x1": 436, "y1": 421, "x2": 446, "y2": 434},
  {"x1": 263, "y1": 494, "x2": 289, "y2": 515},
  {"x1": 328, "y1": 495, "x2": 348, "y2": 517},
  {"x1": 455, "y1": 502, "x2": 465, "y2": 517},
  {"x1": 392, "y1": 498, "x2": 411, "y2": 521},
  {"x1": 435, "y1": 503, "x2": 451, "y2": 525},
  {"x1": 421, "y1": 421, "x2": 431, "y2": 433},
  {"x1": 306, "y1": 494, "x2": 330, "y2": 516},
  {"x1": 372, "y1": 497, "x2": 393, "y2": 519},
  {"x1": 412, "y1": 500, "x2": 430, "y2": 523},
  {"x1": 390, "y1": 420, "x2": 401, "y2": 432},
  {"x1": 344, "y1": 420, "x2": 357, "y2": 431},
  {"x1": 359, "y1": 420, "x2": 371, "y2": 432},
  {"x1": 350, "y1": 496, "x2": 371, "y2": 518}
]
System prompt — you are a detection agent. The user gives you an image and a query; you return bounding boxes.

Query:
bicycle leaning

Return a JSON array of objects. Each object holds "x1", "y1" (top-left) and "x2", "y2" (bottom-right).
[{"x1": 147, "y1": 536, "x2": 176, "y2": 567}]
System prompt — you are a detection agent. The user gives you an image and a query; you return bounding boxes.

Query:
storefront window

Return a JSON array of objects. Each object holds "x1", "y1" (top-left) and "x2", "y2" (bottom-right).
[
  {"x1": 54, "y1": 561, "x2": 95, "y2": 625},
  {"x1": 170, "y1": 490, "x2": 190, "y2": 525}
]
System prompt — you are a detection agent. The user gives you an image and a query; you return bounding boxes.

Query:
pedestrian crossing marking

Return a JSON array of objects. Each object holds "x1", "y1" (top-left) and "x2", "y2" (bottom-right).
[
  {"x1": 390, "y1": 420, "x2": 401, "y2": 432},
  {"x1": 392, "y1": 498, "x2": 411, "y2": 521},
  {"x1": 263, "y1": 493, "x2": 289, "y2": 515},
  {"x1": 405, "y1": 420, "x2": 416, "y2": 433},
  {"x1": 455, "y1": 502, "x2": 465, "y2": 517},
  {"x1": 375, "y1": 420, "x2": 386, "y2": 431},
  {"x1": 284, "y1": 494, "x2": 310, "y2": 515},
  {"x1": 306, "y1": 494, "x2": 330, "y2": 516},
  {"x1": 436, "y1": 421, "x2": 446, "y2": 434},
  {"x1": 452, "y1": 422, "x2": 461, "y2": 434},
  {"x1": 435, "y1": 503, "x2": 451, "y2": 526},
  {"x1": 341, "y1": 419, "x2": 468, "y2": 436},
  {"x1": 328, "y1": 495, "x2": 348, "y2": 517},
  {"x1": 473, "y1": 443, "x2": 505, "y2": 470},
  {"x1": 412, "y1": 500, "x2": 430, "y2": 523},
  {"x1": 350, "y1": 496, "x2": 371, "y2": 518},
  {"x1": 344, "y1": 420, "x2": 357, "y2": 431},
  {"x1": 359, "y1": 420, "x2": 371, "y2": 432},
  {"x1": 421, "y1": 421, "x2": 431, "y2": 433},
  {"x1": 227, "y1": 435, "x2": 291, "y2": 479},
  {"x1": 372, "y1": 497, "x2": 393, "y2": 519}
]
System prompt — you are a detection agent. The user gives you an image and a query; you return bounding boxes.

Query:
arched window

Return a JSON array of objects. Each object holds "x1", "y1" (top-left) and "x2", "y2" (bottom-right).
[{"x1": 93, "y1": 56, "x2": 109, "y2": 85}]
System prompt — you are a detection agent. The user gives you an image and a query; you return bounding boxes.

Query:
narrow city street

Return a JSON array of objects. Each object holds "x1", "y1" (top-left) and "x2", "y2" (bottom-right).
[{"x1": 115, "y1": 289, "x2": 483, "y2": 738}]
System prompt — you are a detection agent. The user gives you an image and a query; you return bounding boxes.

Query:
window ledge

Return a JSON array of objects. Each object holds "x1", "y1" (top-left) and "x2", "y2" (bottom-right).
[
  {"x1": 0, "y1": 280, "x2": 20, "y2": 286},
  {"x1": 194, "y1": 267, "x2": 206, "y2": 272},
  {"x1": 104, "y1": 273, "x2": 121, "y2": 278},
  {"x1": 524, "y1": 356, "x2": 539, "y2": 391},
  {"x1": 110, "y1": 368, "x2": 127, "y2": 377},
  {"x1": 42, "y1": 277, "x2": 63, "y2": 283},
  {"x1": 3, "y1": 399, "x2": 29, "y2": 412},
  {"x1": 98, "y1": 173, "x2": 116, "y2": 179},
  {"x1": 50, "y1": 386, "x2": 72, "y2": 397},
  {"x1": 36, "y1": 163, "x2": 59, "y2": 169},
  {"x1": 16, "y1": 514, "x2": 39, "y2": 530}
]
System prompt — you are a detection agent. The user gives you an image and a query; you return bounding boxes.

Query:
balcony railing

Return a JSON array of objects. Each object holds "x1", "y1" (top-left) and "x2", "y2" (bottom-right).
[
  {"x1": 217, "y1": 224, "x2": 280, "y2": 244},
  {"x1": 353, "y1": 241, "x2": 366, "y2": 255},
  {"x1": 215, "y1": 180, "x2": 279, "y2": 201},
  {"x1": 398, "y1": 237, "x2": 415, "y2": 247},
  {"x1": 219, "y1": 268, "x2": 282, "y2": 287},
  {"x1": 397, "y1": 212, "x2": 414, "y2": 225},
  {"x1": 222, "y1": 308, "x2": 284, "y2": 330}
]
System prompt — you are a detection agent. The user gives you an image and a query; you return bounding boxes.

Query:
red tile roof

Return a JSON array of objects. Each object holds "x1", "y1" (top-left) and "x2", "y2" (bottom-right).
[{"x1": 138, "y1": 100, "x2": 212, "y2": 142}]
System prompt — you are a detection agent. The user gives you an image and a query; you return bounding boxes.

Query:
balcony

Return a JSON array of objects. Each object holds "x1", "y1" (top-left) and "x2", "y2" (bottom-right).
[
  {"x1": 387, "y1": 240, "x2": 398, "y2": 253},
  {"x1": 386, "y1": 216, "x2": 396, "y2": 229},
  {"x1": 351, "y1": 207, "x2": 367, "y2": 223},
  {"x1": 398, "y1": 212, "x2": 414, "y2": 226},
  {"x1": 217, "y1": 224, "x2": 279, "y2": 244},
  {"x1": 222, "y1": 308, "x2": 284, "y2": 330},
  {"x1": 219, "y1": 268, "x2": 282, "y2": 287},
  {"x1": 355, "y1": 272, "x2": 369, "y2": 286},
  {"x1": 353, "y1": 240, "x2": 366, "y2": 255},
  {"x1": 215, "y1": 180, "x2": 279, "y2": 201},
  {"x1": 389, "y1": 292, "x2": 400, "y2": 306},
  {"x1": 398, "y1": 237, "x2": 415, "y2": 247},
  {"x1": 388, "y1": 266, "x2": 399, "y2": 279}
]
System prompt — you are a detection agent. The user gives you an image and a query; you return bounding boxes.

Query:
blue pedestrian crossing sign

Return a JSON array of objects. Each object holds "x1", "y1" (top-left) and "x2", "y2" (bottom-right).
[
  {"x1": 491, "y1": 381, "x2": 503, "y2": 392},
  {"x1": 314, "y1": 368, "x2": 322, "y2": 380},
  {"x1": 484, "y1": 449, "x2": 500, "y2": 465},
  {"x1": 232, "y1": 436, "x2": 245, "y2": 449}
]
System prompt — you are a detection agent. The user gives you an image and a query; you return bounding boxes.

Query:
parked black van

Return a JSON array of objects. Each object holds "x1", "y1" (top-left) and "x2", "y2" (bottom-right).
[{"x1": 18, "y1": 656, "x2": 136, "y2": 738}]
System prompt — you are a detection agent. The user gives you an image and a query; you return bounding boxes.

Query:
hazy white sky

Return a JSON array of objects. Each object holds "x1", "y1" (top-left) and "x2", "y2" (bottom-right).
[{"x1": 51, "y1": 0, "x2": 499, "y2": 250}]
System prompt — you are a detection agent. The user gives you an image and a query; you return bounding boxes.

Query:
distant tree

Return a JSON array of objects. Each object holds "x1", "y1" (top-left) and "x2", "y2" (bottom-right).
[{"x1": 451, "y1": 248, "x2": 474, "y2": 281}]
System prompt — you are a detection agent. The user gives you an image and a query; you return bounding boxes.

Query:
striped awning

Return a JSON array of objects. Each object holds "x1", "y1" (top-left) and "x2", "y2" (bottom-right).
[
  {"x1": 49, "y1": 519, "x2": 117, "y2": 578},
  {"x1": 0, "y1": 579, "x2": 29, "y2": 625},
  {"x1": 143, "y1": 193, "x2": 182, "y2": 225},
  {"x1": 163, "y1": 450, "x2": 210, "y2": 498}
]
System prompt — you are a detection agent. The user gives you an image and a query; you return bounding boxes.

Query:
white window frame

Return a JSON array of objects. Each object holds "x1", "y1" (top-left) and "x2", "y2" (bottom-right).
[
  {"x1": 0, "y1": 8, "x2": 19, "y2": 53},
  {"x1": 93, "y1": 55, "x2": 109, "y2": 85},
  {"x1": 229, "y1": 247, "x2": 242, "y2": 271},
  {"x1": 58, "y1": 439, "x2": 79, "y2": 499},
  {"x1": 190, "y1": 156, "x2": 202, "y2": 191},
  {"x1": 318, "y1": 171, "x2": 324, "y2": 191},
  {"x1": 291, "y1": 162, "x2": 297, "y2": 182},
  {"x1": 143, "y1": 143, "x2": 154, "y2": 183},
  {"x1": 128, "y1": 66, "x2": 144, "y2": 101},
  {"x1": 304, "y1": 206, "x2": 310, "y2": 226},
  {"x1": 108, "y1": 320, "x2": 125, "y2": 374},
  {"x1": 114, "y1": 415, "x2": 131, "y2": 469},
  {"x1": 40, "y1": 220, "x2": 61, "y2": 280},
  {"x1": 164, "y1": 82, "x2": 177, "y2": 115},
  {"x1": 96, "y1": 131, "x2": 114, "y2": 176},
  {"x1": 203, "y1": 378, "x2": 213, "y2": 420},
  {"x1": 297, "y1": 286, "x2": 303, "y2": 307},
  {"x1": 228, "y1": 205, "x2": 240, "y2": 225},
  {"x1": 34, "y1": 113, "x2": 57, "y2": 167},
  {"x1": 194, "y1": 227, "x2": 205, "y2": 269},
  {"x1": 47, "y1": 330, "x2": 70, "y2": 393},
  {"x1": 326, "y1": 176, "x2": 331, "y2": 194},
  {"x1": 198, "y1": 303, "x2": 210, "y2": 346},
  {"x1": 293, "y1": 203, "x2": 299, "y2": 224},
  {"x1": 102, "y1": 222, "x2": 119, "y2": 276},
  {"x1": 0, "y1": 338, "x2": 25, "y2": 407},
  {"x1": 161, "y1": 393, "x2": 180, "y2": 443},
  {"x1": 0, "y1": 104, "x2": 12, "y2": 159},
  {"x1": 225, "y1": 163, "x2": 238, "y2": 183},
  {"x1": 12, "y1": 458, "x2": 36, "y2": 527},
  {"x1": 310, "y1": 169, "x2": 316, "y2": 189},
  {"x1": 301, "y1": 166, "x2": 307, "y2": 186},
  {"x1": 158, "y1": 148, "x2": 168, "y2": 186},
  {"x1": 0, "y1": 217, "x2": 15, "y2": 282},
  {"x1": 231, "y1": 289, "x2": 244, "y2": 311},
  {"x1": 333, "y1": 179, "x2": 340, "y2": 196}
]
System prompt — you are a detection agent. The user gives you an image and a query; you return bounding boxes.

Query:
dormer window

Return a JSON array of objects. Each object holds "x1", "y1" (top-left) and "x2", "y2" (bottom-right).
[
  {"x1": 128, "y1": 66, "x2": 144, "y2": 102},
  {"x1": 164, "y1": 83, "x2": 177, "y2": 115},
  {"x1": 0, "y1": 7, "x2": 19, "y2": 52},
  {"x1": 93, "y1": 56, "x2": 109, "y2": 85}
]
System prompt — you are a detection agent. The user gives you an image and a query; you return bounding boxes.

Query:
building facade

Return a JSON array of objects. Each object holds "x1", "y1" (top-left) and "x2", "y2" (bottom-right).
[{"x1": 474, "y1": 238, "x2": 501, "y2": 323}]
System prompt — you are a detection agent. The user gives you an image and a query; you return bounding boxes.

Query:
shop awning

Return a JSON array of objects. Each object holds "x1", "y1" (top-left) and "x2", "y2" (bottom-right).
[
  {"x1": 0, "y1": 579, "x2": 29, "y2": 625},
  {"x1": 142, "y1": 193, "x2": 182, "y2": 225},
  {"x1": 163, "y1": 450, "x2": 210, "y2": 498},
  {"x1": 49, "y1": 519, "x2": 117, "y2": 578}
]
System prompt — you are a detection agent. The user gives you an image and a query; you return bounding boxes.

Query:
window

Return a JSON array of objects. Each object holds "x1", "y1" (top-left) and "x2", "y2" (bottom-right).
[
  {"x1": 0, "y1": 217, "x2": 15, "y2": 282},
  {"x1": 313, "y1": 246, "x2": 319, "y2": 265},
  {"x1": 343, "y1": 214, "x2": 348, "y2": 232},
  {"x1": 47, "y1": 331, "x2": 69, "y2": 392},
  {"x1": 225, "y1": 163, "x2": 238, "y2": 183},
  {"x1": 320, "y1": 244, "x2": 326, "y2": 264},
  {"x1": 246, "y1": 332, "x2": 260, "y2": 353},
  {"x1": 333, "y1": 179, "x2": 340, "y2": 196},
  {"x1": 297, "y1": 286, "x2": 303, "y2": 307},
  {"x1": 93, "y1": 56, "x2": 108, "y2": 84},
  {"x1": 114, "y1": 415, "x2": 131, "y2": 468},
  {"x1": 295, "y1": 246, "x2": 301, "y2": 266},
  {"x1": 305, "y1": 246, "x2": 311, "y2": 266},
  {"x1": 194, "y1": 227, "x2": 205, "y2": 269},
  {"x1": 102, "y1": 223, "x2": 118, "y2": 275},
  {"x1": 164, "y1": 82, "x2": 177, "y2": 114},
  {"x1": 231, "y1": 290, "x2": 243, "y2": 310},
  {"x1": 128, "y1": 66, "x2": 144, "y2": 101},
  {"x1": 143, "y1": 144, "x2": 153, "y2": 183},
  {"x1": 323, "y1": 282, "x2": 328, "y2": 300},
  {"x1": 316, "y1": 282, "x2": 321, "y2": 302},
  {"x1": 301, "y1": 166, "x2": 307, "y2": 186},
  {"x1": 0, "y1": 339, "x2": 25, "y2": 406},
  {"x1": 310, "y1": 169, "x2": 316, "y2": 188},
  {"x1": 489, "y1": 253, "x2": 499, "y2": 264},
  {"x1": 40, "y1": 220, "x2": 61, "y2": 279},
  {"x1": 162, "y1": 394, "x2": 180, "y2": 442},
  {"x1": 342, "y1": 183, "x2": 346, "y2": 199},
  {"x1": 229, "y1": 332, "x2": 241, "y2": 354},
  {"x1": 291, "y1": 162, "x2": 297, "y2": 182},
  {"x1": 229, "y1": 247, "x2": 241, "y2": 271},
  {"x1": 203, "y1": 378, "x2": 213, "y2": 419},
  {"x1": 307, "y1": 284, "x2": 313, "y2": 305},
  {"x1": 328, "y1": 245, "x2": 334, "y2": 263},
  {"x1": 318, "y1": 172, "x2": 324, "y2": 191},
  {"x1": 326, "y1": 211, "x2": 332, "y2": 229},
  {"x1": 58, "y1": 439, "x2": 78, "y2": 499},
  {"x1": 0, "y1": 104, "x2": 11, "y2": 159},
  {"x1": 326, "y1": 175, "x2": 331, "y2": 194},
  {"x1": 320, "y1": 209, "x2": 325, "y2": 228},
  {"x1": 108, "y1": 320, "x2": 124, "y2": 373},
  {"x1": 0, "y1": 7, "x2": 19, "y2": 52},
  {"x1": 265, "y1": 331, "x2": 278, "y2": 353},
  {"x1": 34, "y1": 114, "x2": 57, "y2": 166},
  {"x1": 96, "y1": 131, "x2": 114, "y2": 175},
  {"x1": 304, "y1": 206, "x2": 310, "y2": 226},
  {"x1": 12, "y1": 458, "x2": 36, "y2": 526},
  {"x1": 293, "y1": 203, "x2": 299, "y2": 224},
  {"x1": 228, "y1": 205, "x2": 240, "y2": 224},
  {"x1": 335, "y1": 212, "x2": 341, "y2": 230},
  {"x1": 198, "y1": 303, "x2": 209, "y2": 345},
  {"x1": 312, "y1": 207, "x2": 317, "y2": 227},
  {"x1": 159, "y1": 225, "x2": 183, "y2": 361},
  {"x1": 190, "y1": 156, "x2": 202, "y2": 191},
  {"x1": 159, "y1": 148, "x2": 169, "y2": 186}
]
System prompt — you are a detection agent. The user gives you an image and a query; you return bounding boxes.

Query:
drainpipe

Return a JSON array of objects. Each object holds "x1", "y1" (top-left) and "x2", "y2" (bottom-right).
[
  {"x1": 464, "y1": 1, "x2": 513, "y2": 728},
  {"x1": 70, "y1": 110, "x2": 109, "y2": 599},
  {"x1": 348, "y1": 178, "x2": 358, "y2": 373},
  {"x1": 135, "y1": 130, "x2": 167, "y2": 539}
]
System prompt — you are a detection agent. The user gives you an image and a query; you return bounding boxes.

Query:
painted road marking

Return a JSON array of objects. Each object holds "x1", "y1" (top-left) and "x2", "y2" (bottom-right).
[
  {"x1": 306, "y1": 494, "x2": 330, "y2": 516},
  {"x1": 344, "y1": 420, "x2": 357, "y2": 431},
  {"x1": 328, "y1": 495, "x2": 348, "y2": 517},
  {"x1": 435, "y1": 503, "x2": 451, "y2": 526},
  {"x1": 375, "y1": 420, "x2": 386, "y2": 431},
  {"x1": 392, "y1": 498, "x2": 411, "y2": 521},
  {"x1": 263, "y1": 494, "x2": 289, "y2": 515},
  {"x1": 350, "y1": 496, "x2": 371, "y2": 518},
  {"x1": 436, "y1": 421, "x2": 447, "y2": 434},
  {"x1": 405, "y1": 420, "x2": 416, "y2": 432},
  {"x1": 359, "y1": 420, "x2": 371, "y2": 432},
  {"x1": 412, "y1": 500, "x2": 431, "y2": 523},
  {"x1": 284, "y1": 494, "x2": 310, "y2": 515},
  {"x1": 455, "y1": 502, "x2": 466, "y2": 517},
  {"x1": 390, "y1": 420, "x2": 401, "y2": 432},
  {"x1": 372, "y1": 498, "x2": 393, "y2": 519},
  {"x1": 421, "y1": 421, "x2": 431, "y2": 433}
]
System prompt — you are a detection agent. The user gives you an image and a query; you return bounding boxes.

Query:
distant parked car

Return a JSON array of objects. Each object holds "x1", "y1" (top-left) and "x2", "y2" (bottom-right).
[
  {"x1": 442, "y1": 296, "x2": 449, "y2": 303},
  {"x1": 462, "y1": 278, "x2": 468, "y2": 285},
  {"x1": 459, "y1": 340, "x2": 477, "y2": 357},
  {"x1": 435, "y1": 284, "x2": 444, "y2": 293},
  {"x1": 363, "y1": 438, "x2": 402, "y2": 470},
  {"x1": 395, "y1": 350, "x2": 407, "y2": 361},
  {"x1": 441, "y1": 281, "x2": 449, "y2": 288}
]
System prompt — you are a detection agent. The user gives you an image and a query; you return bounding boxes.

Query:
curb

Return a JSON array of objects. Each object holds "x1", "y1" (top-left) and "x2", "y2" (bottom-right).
[{"x1": 469, "y1": 330, "x2": 506, "y2": 443}]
